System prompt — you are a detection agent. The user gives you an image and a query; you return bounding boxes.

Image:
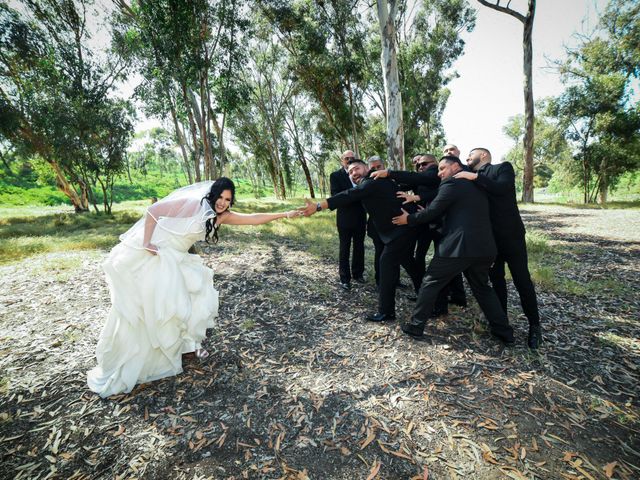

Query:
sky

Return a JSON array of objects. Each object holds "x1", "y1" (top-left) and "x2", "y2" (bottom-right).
[{"x1": 442, "y1": 0, "x2": 608, "y2": 161}]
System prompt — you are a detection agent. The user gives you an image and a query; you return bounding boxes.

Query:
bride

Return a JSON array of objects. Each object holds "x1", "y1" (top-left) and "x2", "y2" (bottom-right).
[{"x1": 87, "y1": 178, "x2": 301, "y2": 398}]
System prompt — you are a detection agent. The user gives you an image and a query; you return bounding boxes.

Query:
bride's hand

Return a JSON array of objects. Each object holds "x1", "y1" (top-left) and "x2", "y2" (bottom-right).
[
  {"x1": 144, "y1": 243, "x2": 159, "y2": 255},
  {"x1": 285, "y1": 210, "x2": 303, "y2": 219}
]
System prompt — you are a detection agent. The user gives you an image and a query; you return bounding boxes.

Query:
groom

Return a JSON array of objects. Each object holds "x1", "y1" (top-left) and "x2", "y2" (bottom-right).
[{"x1": 301, "y1": 158, "x2": 421, "y2": 322}]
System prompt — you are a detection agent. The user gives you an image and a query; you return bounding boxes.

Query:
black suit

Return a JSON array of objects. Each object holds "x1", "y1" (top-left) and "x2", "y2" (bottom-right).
[
  {"x1": 390, "y1": 168, "x2": 467, "y2": 307},
  {"x1": 475, "y1": 162, "x2": 540, "y2": 327},
  {"x1": 366, "y1": 217, "x2": 384, "y2": 286},
  {"x1": 327, "y1": 175, "x2": 421, "y2": 316},
  {"x1": 329, "y1": 168, "x2": 366, "y2": 284},
  {"x1": 403, "y1": 177, "x2": 514, "y2": 341}
]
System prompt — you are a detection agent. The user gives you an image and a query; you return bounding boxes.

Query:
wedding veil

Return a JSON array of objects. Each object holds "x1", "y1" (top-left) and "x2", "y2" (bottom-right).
[{"x1": 119, "y1": 181, "x2": 217, "y2": 249}]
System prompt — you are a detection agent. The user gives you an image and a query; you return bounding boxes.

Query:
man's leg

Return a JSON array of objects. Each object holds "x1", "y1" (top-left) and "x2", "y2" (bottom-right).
[
  {"x1": 398, "y1": 231, "x2": 421, "y2": 291},
  {"x1": 414, "y1": 227, "x2": 432, "y2": 282},
  {"x1": 448, "y1": 273, "x2": 467, "y2": 306},
  {"x1": 464, "y1": 258, "x2": 514, "y2": 343},
  {"x1": 404, "y1": 256, "x2": 467, "y2": 336},
  {"x1": 503, "y1": 236, "x2": 540, "y2": 327},
  {"x1": 352, "y1": 224, "x2": 366, "y2": 280},
  {"x1": 377, "y1": 243, "x2": 400, "y2": 316},
  {"x1": 369, "y1": 233, "x2": 384, "y2": 287},
  {"x1": 337, "y1": 227, "x2": 353, "y2": 285},
  {"x1": 377, "y1": 234, "x2": 415, "y2": 316},
  {"x1": 488, "y1": 253, "x2": 508, "y2": 313}
]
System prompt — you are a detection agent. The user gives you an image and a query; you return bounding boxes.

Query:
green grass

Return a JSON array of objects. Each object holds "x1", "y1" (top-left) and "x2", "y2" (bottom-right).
[
  {"x1": 0, "y1": 199, "x2": 630, "y2": 301},
  {"x1": 0, "y1": 209, "x2": 141, "y2": 265},
  {"x1": 0, "y1": 198, "x2": 338, "y2": 266}
]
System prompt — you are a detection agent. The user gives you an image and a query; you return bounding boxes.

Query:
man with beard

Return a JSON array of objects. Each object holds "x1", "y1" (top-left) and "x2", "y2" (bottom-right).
[
  {"x1": 455, "y1": 147, "x2": 542, "y2": 349},
  {"x1": 392, "y1": 156, "x2": 514, "y2": 345},
  {"x1": 301, "y1": 159, "x2": 421, "y2": 322},
  {"x1": 330, "y1": 150, "x2": 366, "y2": 290}
]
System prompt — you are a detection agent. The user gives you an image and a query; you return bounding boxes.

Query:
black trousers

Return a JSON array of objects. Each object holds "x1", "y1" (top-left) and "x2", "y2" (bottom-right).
[
  {"x1": 368, "y1": 229, "x2": 385, "y2": 286},
  {"x1": 490, "y1": 235, "x2": 540, "y2": 326},
  {"x1": 408, "y1": 256, "x2": 514, "y2": 341},
  {"x1": 416, "y1": 229, "x2": 466, "y2": 309},
  {"x1": 378, "y1": 231, "x2": 421, "y2": 315},
  {"x1": 338, "y1": 224, "x2": 365, "y2": 283}
]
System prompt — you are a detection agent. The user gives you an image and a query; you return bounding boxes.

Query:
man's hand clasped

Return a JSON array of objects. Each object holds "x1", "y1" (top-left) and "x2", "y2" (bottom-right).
[{"x1": 299, "y1": 199, "x2": 318, "y2": 217}]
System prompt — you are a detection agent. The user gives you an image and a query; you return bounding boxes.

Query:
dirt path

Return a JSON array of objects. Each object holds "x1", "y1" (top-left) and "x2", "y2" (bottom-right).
[{"x1": 1, "y1": 205, "x2": 638, "y2": 479}]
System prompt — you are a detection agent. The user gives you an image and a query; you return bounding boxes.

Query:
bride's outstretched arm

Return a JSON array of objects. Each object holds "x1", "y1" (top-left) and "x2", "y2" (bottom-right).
[{"x1": 217, "y1": 209, "x2": 301, "y2": 226}]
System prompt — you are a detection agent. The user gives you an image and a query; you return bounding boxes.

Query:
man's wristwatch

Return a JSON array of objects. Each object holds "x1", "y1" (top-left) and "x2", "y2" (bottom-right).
[{"x1": 316, "y1": 202, "x2": 323, "y2": 212}]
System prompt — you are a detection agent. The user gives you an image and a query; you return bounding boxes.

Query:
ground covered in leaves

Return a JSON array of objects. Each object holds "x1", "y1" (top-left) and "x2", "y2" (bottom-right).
[{"x1": 1, "y1": 204, "x2": 639, "y2": 480}]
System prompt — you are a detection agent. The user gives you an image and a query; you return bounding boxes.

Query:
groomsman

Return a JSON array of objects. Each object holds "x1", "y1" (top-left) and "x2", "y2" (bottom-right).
[
  {"x1": 302, "y1": 159, "x2": 421, "y2": 322},
  {"x1": 455, "y1": 147, "x2": 542, "y2": 349},
  {"x1": 439, "y1": 144, "x2": 469, "y2": 307},
  {"x1": 330, "y1": 150, "x2": 366, "y2": 290},
  {"x1": 392, "y1": 156, "x2": 514, "y2": 345},
  {"x1": 366, "y1": 156, "x2": 386, "y2": 288}
]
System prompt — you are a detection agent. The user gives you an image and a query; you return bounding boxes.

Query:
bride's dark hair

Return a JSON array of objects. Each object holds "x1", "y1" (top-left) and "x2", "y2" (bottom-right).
[{"x1": 202, "y1": 177, "x2": 236, "y2": 243}]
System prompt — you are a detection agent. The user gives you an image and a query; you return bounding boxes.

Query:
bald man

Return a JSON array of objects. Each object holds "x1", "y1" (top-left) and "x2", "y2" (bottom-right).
[
  {"x1": 330, "y1": 150, "x2": 367, "y2": 290},
  {"x1": 443, "y1": 144, "x2": 460, "y2": 158},
  {"x1": 455, "y1": 147, "x2": 542, "y2": 349}
]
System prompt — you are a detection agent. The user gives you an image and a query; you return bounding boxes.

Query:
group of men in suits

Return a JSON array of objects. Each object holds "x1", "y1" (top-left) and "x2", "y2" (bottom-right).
[{"x1": 303, "y1": 145, "x2": 542, "y2": 349}]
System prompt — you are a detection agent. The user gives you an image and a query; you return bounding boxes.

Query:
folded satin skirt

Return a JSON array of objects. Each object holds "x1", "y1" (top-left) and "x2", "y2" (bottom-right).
[{"x1": 87, "y1": 242, "x2": 218, "y2": 398}]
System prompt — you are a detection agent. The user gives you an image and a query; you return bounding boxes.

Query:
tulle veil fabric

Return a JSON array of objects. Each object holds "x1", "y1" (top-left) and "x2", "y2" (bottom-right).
[
  {"x1": 87, "y1": 181, "x2": 220, "y2": 398},
  {"x1": 119, "y1": 181, "x2": 217, "y2": 250}
]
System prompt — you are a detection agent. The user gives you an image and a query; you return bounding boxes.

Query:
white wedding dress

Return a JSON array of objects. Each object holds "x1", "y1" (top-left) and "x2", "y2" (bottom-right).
[{"x1": 88, "y1": 184, "x2": 219, "y2": 398}]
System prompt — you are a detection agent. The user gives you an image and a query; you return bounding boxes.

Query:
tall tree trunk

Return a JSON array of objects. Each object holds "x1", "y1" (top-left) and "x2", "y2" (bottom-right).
[
  {"x1": 346, "y1": 75, "x2": 359, "y2": 158},
  {"x1": 599, "y1": 158, "x2": 608, "y2": 204},
  {"x1": 210, "y1": 108, "x2": 226, "y2": 177},
  {"x1": 477, "y1": 0, "x2": 536, "y2": 201},
  {"x1": 168, "y1": 93, "x2": 193, "y2": 184},
  {"x1": 377, "y1": 0, "x2": 405, "y2": 170},
  {"x1": 183, "y1": 84, "x2": 201, "y2": 182},
  {"x1": 521, "y1": 0, "x2": 535, "y2": 202},
  {"x1": 49, "y1": 160, "x2": 88, "y2": 212}
]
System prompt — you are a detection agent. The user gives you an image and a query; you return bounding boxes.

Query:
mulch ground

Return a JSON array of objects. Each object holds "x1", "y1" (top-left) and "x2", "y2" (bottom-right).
[{"x1": 0, "y1": 204, "x2": 638, "y2": 480}]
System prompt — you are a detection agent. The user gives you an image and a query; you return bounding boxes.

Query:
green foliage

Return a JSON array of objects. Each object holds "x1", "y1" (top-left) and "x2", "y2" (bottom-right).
[
  {"x1": 397, "y1": 0, "x2": 476, "y2": 155},
  {"x1": 546, "y1": 0, "x2": 640, "y2": 203},
  {"x1": 0, "y1": 1, "x2": 135, "y2": 212},
  {"x1": 503, "y1": 103, "x2": 573, "y2": 190}
]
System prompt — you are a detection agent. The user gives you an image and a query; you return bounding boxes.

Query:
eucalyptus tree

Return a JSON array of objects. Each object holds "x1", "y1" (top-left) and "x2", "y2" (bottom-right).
[
  {"x1": 502, "y1": 105, "x2": 571, "y2": 190},
  {"x1": 549, "y1": 0, "x2": 640, "y2": 204},
  {"x1": 477, "y1": 0, "x2": 536, "y2": 202},
  {"x1": 259, "y1": 0, "x2": 368, "y2": 155},
  {"x1": 0, "y1": 0, "x2": 134, "y2": 212},
  {"x1": 397, "y1": 0, "x2": 475, "y2": 155},
  {"x1": 228, "y1": 27, "x2": 295, "y2": 199},
  {"x1": 112, "y1": 0, "x2": 251, "y2": 181}
]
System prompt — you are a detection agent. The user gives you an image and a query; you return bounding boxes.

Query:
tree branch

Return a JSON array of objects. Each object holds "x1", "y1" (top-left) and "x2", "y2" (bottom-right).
[{"x1": 476, "y1": 0, "x2": 526, "y2": 23}]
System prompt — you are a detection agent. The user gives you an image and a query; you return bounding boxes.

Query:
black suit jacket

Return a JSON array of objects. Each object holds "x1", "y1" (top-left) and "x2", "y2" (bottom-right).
[
  {"x1": 329, "y1": 168, "x2": 366, "y2": 229},
  {"x1": 327, "y1": 176, "x2": 413, "y2": 244},
  {"x1": 407, "y1": 177, "x2": 496, "y2": 258},
  {"x1": 475, "y1": 162, "x2": 526, "y2": 239}
]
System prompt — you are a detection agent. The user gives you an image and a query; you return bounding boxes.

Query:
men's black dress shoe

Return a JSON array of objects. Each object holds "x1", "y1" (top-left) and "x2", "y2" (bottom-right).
[
  {"x1": 528, "y1": 325, "x2": 542, "y2": 350},
  {"x1": 353, "y1": 277, "x2": 366, "y2": 284},
  {"x1": 366, "y1": 312, "x2": 396, "y2": 322},
  {"x1": 339, "y1": 282, "x2": 351, "y2": 291},
  {"x1": 401, "y1": 323, "x2": 424, "y2": 338}
]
